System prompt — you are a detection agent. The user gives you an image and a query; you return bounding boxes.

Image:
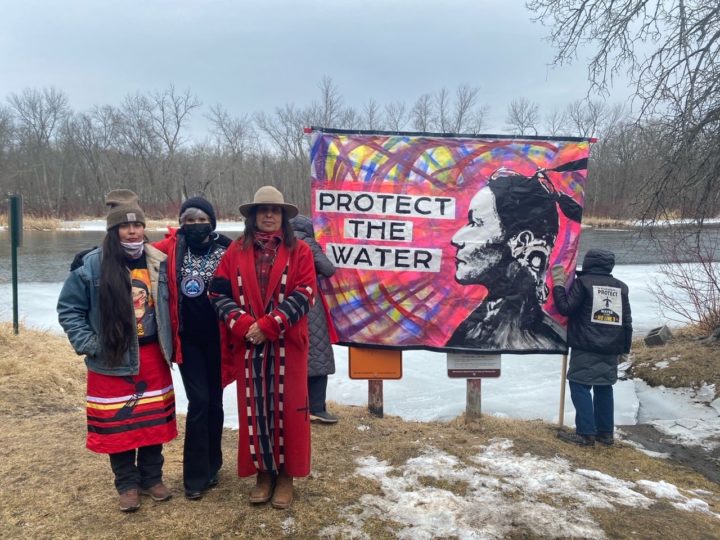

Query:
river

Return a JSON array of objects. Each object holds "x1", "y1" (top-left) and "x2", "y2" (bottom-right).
[{"x1": 1, "y1": 225, "x2": 719, "y2": 284}]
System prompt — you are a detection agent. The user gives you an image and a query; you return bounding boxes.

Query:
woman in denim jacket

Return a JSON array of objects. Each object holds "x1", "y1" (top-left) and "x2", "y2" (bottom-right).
[{"x1": 57, "y1": 189, "x2": 176, "y2": 512}]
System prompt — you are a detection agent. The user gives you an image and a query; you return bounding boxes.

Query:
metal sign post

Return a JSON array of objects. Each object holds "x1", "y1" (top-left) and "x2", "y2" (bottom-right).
[
  {"x1": 447, "y1": 353, "x2": 501, "y2": 422},
  {"x1": 8, "y1": 194, "x2": 23, "y2": 335}
]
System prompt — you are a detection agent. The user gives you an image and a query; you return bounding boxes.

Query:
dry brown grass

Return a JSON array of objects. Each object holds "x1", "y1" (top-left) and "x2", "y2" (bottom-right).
[
  {"x1": 1, "y1": 323, "x2": 719, "y2": 539},
  {"x1": 629, "y1": 328, "x2": 720, "y2": 398},
  {"x1": 0, "y1": 214, "x2": 63, "y2": 230},
  {"x1": 582, "y1": 216, "x2": 634, "y2": 229}
]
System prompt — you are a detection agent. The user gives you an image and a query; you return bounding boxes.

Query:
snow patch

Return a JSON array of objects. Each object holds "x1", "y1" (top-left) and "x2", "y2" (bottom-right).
[
  {"x1": 323, "y1": 439, "x2": 718, "y2": 539},
  {"x1": 637, "y1": 480, "x2": 716, "y2": 514}
]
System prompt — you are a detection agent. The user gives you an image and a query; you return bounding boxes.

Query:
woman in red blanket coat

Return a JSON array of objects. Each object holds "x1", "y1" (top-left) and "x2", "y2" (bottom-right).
[{"x1": 208, "y1": 186, "x2": 315, "y2": 510}]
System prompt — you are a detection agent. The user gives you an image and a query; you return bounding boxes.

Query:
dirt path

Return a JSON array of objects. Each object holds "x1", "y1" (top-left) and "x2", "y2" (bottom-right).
[{"x1": 619, "y1": 424, "x2": 720, "y2": 484}]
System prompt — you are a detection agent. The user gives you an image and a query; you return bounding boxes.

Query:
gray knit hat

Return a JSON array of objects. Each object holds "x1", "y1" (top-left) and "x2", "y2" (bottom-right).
[{"x1": 105, "y1": 189, "x2": 146, "y2": 230}]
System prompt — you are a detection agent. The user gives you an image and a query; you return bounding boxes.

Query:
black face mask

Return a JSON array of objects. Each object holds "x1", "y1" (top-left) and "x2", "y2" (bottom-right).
[{"x1": 182, "y1": 223, "x2": 213, "y2": 246}]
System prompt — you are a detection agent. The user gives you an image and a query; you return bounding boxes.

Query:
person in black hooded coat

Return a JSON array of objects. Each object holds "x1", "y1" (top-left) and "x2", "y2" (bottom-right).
[
  {"x1": 552, "y1": 248, "x2": 633, "y2": 447},
  {"x1": 289, "y1": 214, "x2": 339, "y2": 424}
]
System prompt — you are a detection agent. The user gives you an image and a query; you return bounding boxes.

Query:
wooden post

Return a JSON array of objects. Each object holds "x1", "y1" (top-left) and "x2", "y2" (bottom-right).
[
  {"x1": 558, "y1": 353, "x2": 568, "y2": 427},
  {"x1": 466, "y1": 378, "x2": 482, "y2": 422},
  {"x1": 368, "y1": 379, "x2": 383, "y2": 418}
]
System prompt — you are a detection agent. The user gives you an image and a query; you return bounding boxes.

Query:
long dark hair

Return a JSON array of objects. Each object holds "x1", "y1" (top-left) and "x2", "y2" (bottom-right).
[
  {"x1": 99, "y1": 227, "x2": 134, "y2": 366},
  {"x1": 242, "y1": 207, "x2": 297, "y2": 249}
]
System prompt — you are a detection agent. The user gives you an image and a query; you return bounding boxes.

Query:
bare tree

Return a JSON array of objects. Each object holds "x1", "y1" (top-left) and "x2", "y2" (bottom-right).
[
  {"x1": 66, "y1": 106, "x2": 120, "y2": 196},
  {"x1": 543, "y1": 107, "x2": 567, "y2": 136},
  {"x1": 411, "y1": 93, "x2": 434, "y2": 132},
  {"x1": 434, "y1": 88, "x2": 452, "y2": 132},
  {"x1": 8, "y1": 87, "x2": 69, "y2": 147},
  {"x1": 653, "y1": 232, "x2": 720, "y2": 334},
  {"x1": 115, "y1": 92, "x2": 161, "y2": 195},
  {"x1": 208, "y1": 104, "x2": 255, "y2": 158},
  {"x1": 206, "y1": 104, "x2": 257, "y2": 197},
  {"x1": 526, "y1": 0, "x2": 720, "y2": 224},
  {"x1": 0, "y1": 105, "x2": 13, "y2": 157},
  {"x1": 362, "y1": 99, "x2": 384, "y2": 131},
  {"x1": 7, "y1": 87, "x2": 70, "y2": 215},
  {"x1": 338, "y1": 106, "x2": 361, "y2": 130},
  {"x1": 384, "y1": 101, "x2": 408, "y2": 131},
  {"x1": 313, "y1": 76, "x2": 345, "y2": 128},
  {"x1": 468, "y1": 104, "x2": 490, "y2": 134},
  {"x1": 505, "y1": 97, "x2": 539, "y2": 135},
  {"x1": 565, "y1": 100, "x2": 607, "y2": 138},
  {"x1": 451, "y1": 84, "x2": 479, "y2": 133},
  {"x1": 149, "y1": 86, "x2": 201, "y2": 200}
]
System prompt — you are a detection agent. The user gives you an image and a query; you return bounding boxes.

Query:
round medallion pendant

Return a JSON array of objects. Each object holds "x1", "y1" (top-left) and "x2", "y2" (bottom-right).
[{"x1": 180, "y1": 275, "x2": 205, "y2": 298}]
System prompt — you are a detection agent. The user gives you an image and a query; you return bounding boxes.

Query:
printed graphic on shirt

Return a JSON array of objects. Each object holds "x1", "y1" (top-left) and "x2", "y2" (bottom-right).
[
  {"x1": 591, "y1": 285, "x2": 622, "y2": 326},
  {"x1": 130, "y1": 268, "x2": 157, "y2": 338}
]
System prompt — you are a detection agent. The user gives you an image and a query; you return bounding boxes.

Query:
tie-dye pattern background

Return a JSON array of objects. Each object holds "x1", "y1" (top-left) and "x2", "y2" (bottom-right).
[{"x1": 309, "y1": 130, "x2": 590, "y2": 352}]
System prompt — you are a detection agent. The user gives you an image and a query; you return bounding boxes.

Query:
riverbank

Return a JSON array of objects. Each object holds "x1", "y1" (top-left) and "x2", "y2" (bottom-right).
[{"x1": 1, "y1": 322, "x2": 719, "y2": 538}]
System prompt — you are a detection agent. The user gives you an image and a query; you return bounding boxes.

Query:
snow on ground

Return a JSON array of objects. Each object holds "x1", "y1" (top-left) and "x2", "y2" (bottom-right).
[
  {"x1": 318, "y1": 439, "x2": 718, "y2": 539},
  {"x1": 634, "y1": 381, "x2": 720, "y2": 450}
]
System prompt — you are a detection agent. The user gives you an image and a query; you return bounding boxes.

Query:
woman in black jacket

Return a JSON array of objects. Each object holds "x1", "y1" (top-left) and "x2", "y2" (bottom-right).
[
  {"x1": 290, "y1": 214, "x2": 339, "y2": 424},
  {"x1": 552, "y1": 249, "x2": 633, "y2": 447}
]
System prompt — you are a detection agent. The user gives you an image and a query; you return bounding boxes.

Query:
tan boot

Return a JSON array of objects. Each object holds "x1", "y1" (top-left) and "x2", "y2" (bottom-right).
[
  {"x1": 271, "y1": 472, "x2": 294, "y2": 509},
  {"x1": 249, "y1": 471, "x2": 274, "y2": 504}
]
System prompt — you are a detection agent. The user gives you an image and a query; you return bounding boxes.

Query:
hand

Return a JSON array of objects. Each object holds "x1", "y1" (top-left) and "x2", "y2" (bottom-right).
[
  {"x1": 551, "y1": 265, "x2": 566, "y2": 287},
  {"x1": 245, "y1": 322, "x2": 267, "y2": 346}
]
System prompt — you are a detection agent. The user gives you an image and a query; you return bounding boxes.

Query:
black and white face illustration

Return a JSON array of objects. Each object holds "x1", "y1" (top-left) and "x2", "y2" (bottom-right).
[{"x1": 452, "y1": 186, "x2": 506, "y2": 285}]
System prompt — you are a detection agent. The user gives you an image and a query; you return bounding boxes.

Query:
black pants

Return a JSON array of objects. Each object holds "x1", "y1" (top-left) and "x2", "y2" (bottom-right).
[
  {"x1": 178, "y1": 337, "x2": 224, "y2": 492},
  {"x1": 308, "y1": 375, "x2": 328, "y2": 414},
  {"x1": 109, "y1": 444, "x2": 164, "y2": 494}
]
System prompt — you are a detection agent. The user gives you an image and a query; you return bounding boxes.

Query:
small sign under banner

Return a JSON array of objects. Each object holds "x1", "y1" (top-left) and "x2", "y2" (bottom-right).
[
  {"x1": 349, "y1": 347, "x2": 402, "y2": 380},
  {"x1": 447, "y1": 353, "x2": 501, "y2": 378}
]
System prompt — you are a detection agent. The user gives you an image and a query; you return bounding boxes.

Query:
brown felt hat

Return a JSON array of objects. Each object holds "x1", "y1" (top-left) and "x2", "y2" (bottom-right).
[
  {"x1": 105, "y1": 189, "x2": 146, "y2": 230},
  {"x1": 239, "y1": 186, "x2": 298, "y2": 219}
]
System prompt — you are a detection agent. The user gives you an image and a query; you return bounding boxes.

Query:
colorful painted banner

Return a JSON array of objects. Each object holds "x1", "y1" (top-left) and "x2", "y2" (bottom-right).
[{"x1": 309, "y1": 129, "x2": 591, "y2": 354}]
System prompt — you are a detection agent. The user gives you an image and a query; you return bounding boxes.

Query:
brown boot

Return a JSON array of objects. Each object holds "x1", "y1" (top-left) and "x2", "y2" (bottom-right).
[
  {"x1": 140, "y1": 482, "x2": 172, "y2": 502},
  {"x1": 271, "y1": 472, "x2": 294, "y2": 509},
  {"x1": 249, "y1": 471, "x2": 274, "y2": 504},
  {"x1": 118, "y1": 488, "x2": 140, "y2": 512}
]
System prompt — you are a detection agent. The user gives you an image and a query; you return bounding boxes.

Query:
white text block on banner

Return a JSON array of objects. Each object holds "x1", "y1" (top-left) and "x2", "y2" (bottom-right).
[
  {"x1": 447, "y1": 353, "x2": 501, "y2": 378},
  {"x1": 316, "y1": 190, "x2": 455, "y2": 219},
  {"x1": 327, "y1": 243, "x2": 443, "y2": 272},
  {"x1": 343, "y1": 218, "x2": 413, "y2": 242}
]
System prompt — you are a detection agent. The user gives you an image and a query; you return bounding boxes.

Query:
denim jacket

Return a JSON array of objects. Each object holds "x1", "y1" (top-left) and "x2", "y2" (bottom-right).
[{"x1": 57, "y1": 244, "x2": 174, "y2": 376}]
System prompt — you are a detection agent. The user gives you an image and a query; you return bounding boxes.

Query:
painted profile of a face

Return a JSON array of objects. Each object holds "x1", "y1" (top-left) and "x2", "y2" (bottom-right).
[{"x1": 451, "y1": 186, "x2": 506, "y2": 285}]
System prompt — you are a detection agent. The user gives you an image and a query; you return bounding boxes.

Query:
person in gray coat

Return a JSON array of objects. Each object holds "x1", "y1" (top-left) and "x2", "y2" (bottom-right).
[
  {"x1": 290, "y1": 214, "x2": 339, "y2": 424},
  {"x1": 552, "y1": 249, "x2": 632, "y2": 447}
]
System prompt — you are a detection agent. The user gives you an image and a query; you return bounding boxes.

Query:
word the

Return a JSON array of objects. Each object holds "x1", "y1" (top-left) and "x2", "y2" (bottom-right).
[{"x1": 344, "y1": 218, "x2": 412, "y2": 242}]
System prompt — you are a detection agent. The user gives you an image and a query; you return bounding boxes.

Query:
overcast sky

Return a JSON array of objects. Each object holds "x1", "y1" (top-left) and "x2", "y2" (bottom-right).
[{"x1": 0, "y1": 0, "x2": 631, "y2": 137}]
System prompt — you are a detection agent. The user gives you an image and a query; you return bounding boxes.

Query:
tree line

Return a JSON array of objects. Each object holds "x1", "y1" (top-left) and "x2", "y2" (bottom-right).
[{"x1": 0, "y1": 77, "x2": 713, "y2": 221}]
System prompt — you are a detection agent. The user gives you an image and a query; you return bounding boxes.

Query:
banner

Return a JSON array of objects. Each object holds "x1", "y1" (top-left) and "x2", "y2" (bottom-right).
[{"x1": 309, "y1": 129, "x2": 591, "y2": 354}]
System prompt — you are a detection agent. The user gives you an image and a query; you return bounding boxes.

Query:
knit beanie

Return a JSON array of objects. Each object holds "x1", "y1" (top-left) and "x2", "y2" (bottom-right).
[
  {"x1": 105, "y1": 189, "x2": 146, "y2": 230},
  {"x1": 180, "y1": 196, "x2": 217, "y2": 230}
]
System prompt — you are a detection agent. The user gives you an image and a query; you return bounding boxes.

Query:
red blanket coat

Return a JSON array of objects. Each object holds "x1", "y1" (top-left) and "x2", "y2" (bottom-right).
[{"x1": 211, "y1": 238, "x2": 315, "y2": 477}]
